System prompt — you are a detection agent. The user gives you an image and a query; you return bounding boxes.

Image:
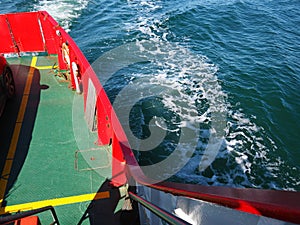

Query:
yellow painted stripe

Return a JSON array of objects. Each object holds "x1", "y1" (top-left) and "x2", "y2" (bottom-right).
[
  {"x1": 30, "y1": 56, "x2": 38, "y2": 68},
  {"x1": 35, "y1": 66, "x2": 54, "y2": 70},
  {"x1": 0, "y1": 191, "x2": 110, "y2": 215},
  {"x1": 0, "y1": 57, "x2": 37, "y2": 205}
]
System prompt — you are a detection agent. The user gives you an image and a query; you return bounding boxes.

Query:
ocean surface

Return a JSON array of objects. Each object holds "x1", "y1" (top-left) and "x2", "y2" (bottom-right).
[{"x1": 1, "y1": 0, "x2": 299, "y2": 191}]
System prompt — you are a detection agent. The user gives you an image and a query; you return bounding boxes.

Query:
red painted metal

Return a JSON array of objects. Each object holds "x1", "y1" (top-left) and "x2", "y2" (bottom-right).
[
  {"x1": 37, "y1": 11, "x2": 59, "y2": 55},
  {"x1": 6, "y1": 12, "x2": 45, "y2": 53},
  {"x1": 0, "y1": 11, "x2": 60, "y2": 55},
  {"x1": 14, "y1": 216, "x2": 41, "y2": 225},
  {"x1": 0, "y1": 15, "x2": 16, "y2": 54}
]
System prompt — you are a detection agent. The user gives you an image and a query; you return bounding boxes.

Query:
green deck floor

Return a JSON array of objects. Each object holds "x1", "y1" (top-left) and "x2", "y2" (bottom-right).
[{"x1": 0, "y1": 55, "x2": 115, "y2": 224}]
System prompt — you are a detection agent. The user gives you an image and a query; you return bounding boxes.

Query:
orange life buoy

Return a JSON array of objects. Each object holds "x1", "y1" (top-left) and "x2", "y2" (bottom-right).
[{"x1": 62, "y1": 42, "x2": 70, "y2": 68}]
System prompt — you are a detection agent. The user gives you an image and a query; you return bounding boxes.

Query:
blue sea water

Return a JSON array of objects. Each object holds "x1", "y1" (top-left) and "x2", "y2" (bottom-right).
[{"x1": 0, "y1": 0, "x2": 299, "y2": 191}]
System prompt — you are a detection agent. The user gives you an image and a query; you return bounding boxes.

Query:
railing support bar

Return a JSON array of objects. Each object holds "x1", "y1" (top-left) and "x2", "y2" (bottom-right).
[{"x1": 128, "y1": 191, "x2": 191, "y2": 225}]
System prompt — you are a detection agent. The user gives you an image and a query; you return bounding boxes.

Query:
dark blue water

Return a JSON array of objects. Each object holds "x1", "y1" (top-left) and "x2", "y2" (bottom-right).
[{"x1": 1, "y1": 0, "x2": 299, "y2": 191}]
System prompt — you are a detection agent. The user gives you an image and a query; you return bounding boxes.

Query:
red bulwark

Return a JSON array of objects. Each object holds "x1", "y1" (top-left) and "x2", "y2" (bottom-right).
[
  {"x1": 0, "y1": 12, "x2": 60, "y2": 55},
  {"x1": 38, "y1": 11, "x2": 59, "y2": 55},
  {"x1": 7, "y1": 12, "x2": 45, "y2": 53},
  {"x1": 0, "y1": 12, "x2": 46, "y2": 54},
  {"x1": 0, "y1": 15, "x2": 15, "y2": 53}
]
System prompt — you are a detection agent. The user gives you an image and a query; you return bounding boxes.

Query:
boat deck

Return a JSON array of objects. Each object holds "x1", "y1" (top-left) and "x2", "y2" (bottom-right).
[{"x1": 0, "y1": 55, "x2": 122, "y2": 224}]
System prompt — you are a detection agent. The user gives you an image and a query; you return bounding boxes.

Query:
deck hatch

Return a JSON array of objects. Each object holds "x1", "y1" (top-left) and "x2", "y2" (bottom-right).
[{"x1": 75, "y1": 146, "x2": 112, "y2": 171}]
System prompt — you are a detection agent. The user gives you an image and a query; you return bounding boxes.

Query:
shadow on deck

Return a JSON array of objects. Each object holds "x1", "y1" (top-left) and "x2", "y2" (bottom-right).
[
  {"x1": 78, "y1": 179, "x2": 140, "y2": 225},
  {"x1": 0, "y1": 64, "x2": 46, "y2": 206}
]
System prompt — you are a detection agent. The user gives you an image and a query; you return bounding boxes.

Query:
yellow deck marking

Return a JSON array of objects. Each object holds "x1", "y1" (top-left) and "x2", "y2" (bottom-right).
[
  {"x1": 35, "y1": 65, "x2": 53, "y2": 70},
  {"x1": 0, "y1": 191, "x2": 110, "y2": 215},
  {"x1": 0, "y1": 57, "x2": 37, "y2": 205}
]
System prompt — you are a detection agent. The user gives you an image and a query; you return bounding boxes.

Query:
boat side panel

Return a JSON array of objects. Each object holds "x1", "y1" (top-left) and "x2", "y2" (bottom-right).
[
  {"x1": 6, "y1": 13, "x2": 45, "y2": 53},
  {"x1": 0, "y1": 15, "x2": 15, "y2": 53},
  {"x1": 38, "y1": 12, "x2": 60, "y2": 55}
]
